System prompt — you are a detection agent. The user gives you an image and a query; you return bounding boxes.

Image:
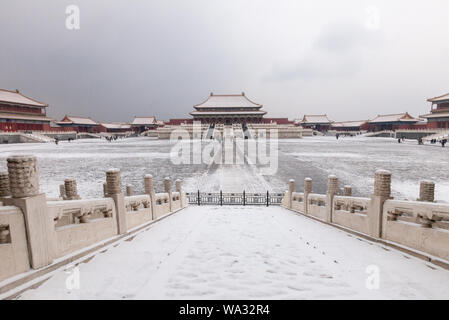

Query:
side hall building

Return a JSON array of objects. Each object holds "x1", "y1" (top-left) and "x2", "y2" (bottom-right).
[
  {"x1": 0, "y1": 89, "x2": 54, "y2": 131},
  {"x1": 420, "y1": 93, "x2": 449, "y2": 129}
]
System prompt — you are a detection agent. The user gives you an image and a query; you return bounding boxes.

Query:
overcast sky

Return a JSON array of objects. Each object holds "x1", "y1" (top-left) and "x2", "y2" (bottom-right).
[{"x1": 1, "y1": 0, "x2": 448, "y2": 122}]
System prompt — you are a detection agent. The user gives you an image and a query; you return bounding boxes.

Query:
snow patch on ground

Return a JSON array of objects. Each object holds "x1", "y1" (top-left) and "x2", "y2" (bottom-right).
[{"x1": 18, "y1": 206, "x2": 449, "y2": 300}]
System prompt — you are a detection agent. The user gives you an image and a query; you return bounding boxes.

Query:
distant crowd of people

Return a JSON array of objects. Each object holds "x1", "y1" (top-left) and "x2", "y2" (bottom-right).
[{"x1": 430, "y1": 138, "x2": 447, "y2": 147}]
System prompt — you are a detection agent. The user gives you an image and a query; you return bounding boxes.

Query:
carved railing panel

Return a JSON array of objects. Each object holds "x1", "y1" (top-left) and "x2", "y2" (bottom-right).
[
  {"x1": 124, "y1": 195, "x2": 151, "y2": 214},
  {"x1": 333, "y1": 196, "x2": 370, "y2": 215},
  {"x1": 48, "y1": 199, "x2": 114, "y2": 228},
  {"x1": 382, "y1": 200, "x2": 449, "y2": 261}
]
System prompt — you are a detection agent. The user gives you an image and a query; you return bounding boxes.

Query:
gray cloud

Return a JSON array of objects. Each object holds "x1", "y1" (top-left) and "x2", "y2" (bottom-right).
[
  {"x1": 0, "y1": 0, "x2": 448, "y2": 122},
  {"x1": 267, "y1": 21, "x2": 383, "y2": 81}
]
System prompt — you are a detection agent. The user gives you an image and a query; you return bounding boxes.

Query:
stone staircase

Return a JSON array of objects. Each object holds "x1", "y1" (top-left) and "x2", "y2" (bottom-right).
[
  {"x1": 233, "y1": 124, "x2": 244, "y2": 138},
  {"x1": 422, "y1": 129, "x2": 449, "y2": 142}
]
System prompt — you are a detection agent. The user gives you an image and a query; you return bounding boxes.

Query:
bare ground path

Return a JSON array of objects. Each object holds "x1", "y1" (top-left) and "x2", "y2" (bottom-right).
[{"x1": 18, "y1": 206, "x2": 449, "y2": 300}]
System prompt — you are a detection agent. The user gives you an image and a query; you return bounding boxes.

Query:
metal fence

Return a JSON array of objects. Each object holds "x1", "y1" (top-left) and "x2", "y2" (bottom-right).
[{"x1": 186, "y1": 191, "x2": 284, "y2": 206}]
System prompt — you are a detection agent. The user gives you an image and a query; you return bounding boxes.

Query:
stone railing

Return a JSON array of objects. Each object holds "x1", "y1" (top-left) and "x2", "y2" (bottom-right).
[
  {"x1": 0, "y1": 155, "x2": 189, "y2": 283},
  {"x1": 48, "y1": 198, "x2": 117, "y2": 257},
  {"x1": 382, "y1": 200, "x2": 449, "y2": 261},
  {"x1": 281, "y1": 171, "x2": 449, "y2": 264}
]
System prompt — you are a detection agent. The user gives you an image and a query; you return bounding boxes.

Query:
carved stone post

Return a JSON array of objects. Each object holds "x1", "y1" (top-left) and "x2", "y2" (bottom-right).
[
  {"x1": 304, "y1": 178, "x2": 312, "y2": 214},
  {"x1": 106, "y1": 168, "x2": 127, "y2": 234},
  {"x1": 0, "y1": 172, "x2": 11, "y2": 198},
  {"x1": 5, "y1": 155, "x2": 53, "y2": 268},
  {"x1": 144, "y1": 174, "x2": 156, "y2": 219},
  {"x1": 64, "y1": 179, "x2": 80, "y2": 200},
  {"x1": 126, "y1": 185, "x2": 134, "y2": 196},
  {"x1": 59, "y1": 184, "x2": 66, "y2": 199},
  {"x1": 288, "y1": 179, "x2": 295, "y2": 209},
  {"x1": 164, "y1": 177, "x2": 172, "y2": 211},
  {"x1": 370, "y1": 170, "x2": 391, "y2": 238},
  {"x1": 326, "y1": 175, "x2": 339, "y2": 222},
  {"x1": 418, "y1": 180, "x2": 434, "y2": 202},
  {"x1": 103, "y1": 182, "x2": 108, "y2": 197},
  {"x1": 175, "y1": 179, "x2": 183, "y2": 208},
  {"x1": 344, "y1": 186, "x2": 352, "y2": 197}
]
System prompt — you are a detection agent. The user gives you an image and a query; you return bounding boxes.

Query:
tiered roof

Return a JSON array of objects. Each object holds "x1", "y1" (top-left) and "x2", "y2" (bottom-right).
[
  {"x1": 100, "y1": 123, "x2": 131, "y2": 130},
  {"x1": 299, "y1": 114, "x2": 332, "y2": 124},
  {"x1": 332, "y1": 120, "x2": 368, "y2": 128},
  {"x1": 58, "y1": 115, "x2": 98, "y2": 126},
  {"x1": 193, "y1": 92, "x2": 262, "y2": 109},
  {"x1": 190, "y1": 93, "x2": 266, "y2": 116},
  {"x1": 131, "y1": 116, "x2": 157, "y2": 126},
  {"x1": 0, "y1": 89, "x2": 47, "y2": 107},
  {"x1": 427, "y1": 93, "x2": 449, "y2": 103},
  {"x1": 369, "y1": 113, "x2": 419, "y2": 124}
]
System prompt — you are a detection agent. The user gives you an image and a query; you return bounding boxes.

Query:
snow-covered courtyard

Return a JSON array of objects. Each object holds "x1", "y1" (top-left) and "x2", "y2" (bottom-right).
[
  {"x1": 17, "y1": 206, "x2": 449, "y2": 300},
  {"x1": 0, "y1": 136, "x2": 448, "y2": 202}
]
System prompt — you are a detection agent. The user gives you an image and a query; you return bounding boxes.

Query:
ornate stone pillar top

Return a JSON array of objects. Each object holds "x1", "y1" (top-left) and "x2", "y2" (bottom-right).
[
  {"x1": 175, "y1": 179, "x2": 182, "y2": 192},
  {"x1": 0, "y1": 172, "x2": 11, "y2": 197},
  {"x1": 144, "y1": 174, "x2": 154, "y2": 194},
  {"x1": 374, "y1": 169, "x2": 391, "y2": 197},
  {"x1": 327, "y1": 175, "x2": 339, "y2": 195},
  {"x1": 164, "y1": 177, "x2": 171, "y2": 193},
  {"x1": 419, "y1": 180, "x2": 435, "y2": 202},
  {"x1": 288, "y1": 179, "x2": 295, "y2": 193},
  {"x1": 106, "y1": 168, "x2": 122, "y2": 195},
  {"x1": 7, "y1": 155, "x2": 39, "y2": 198},
  {"x1": 304, "y1": 178, "x2": 312, "y2": 193}
]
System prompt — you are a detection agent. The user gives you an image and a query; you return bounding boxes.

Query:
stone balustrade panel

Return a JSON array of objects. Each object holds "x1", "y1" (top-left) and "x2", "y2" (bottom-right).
[
  {"x1": 154, "y1": 193, "x2": 171, "y2": 219},
  {"x1": 382, "y1": 200, "x2": 449, "y2": 261},
  {"x1": 332, "y1": 196, "x2": 371, "y2": 235},
  {"x1": 47, "y1": 198, "x2": 117, "y2": 257},
  {"x1": 307, "y1": 193, "x2": 327, "y2": 221},
  {"x1": 291, "y1": 192, "x2": 305, "y2": 213},
  {"x1": 124, "y1": 195, "x2": 152, "y2": 230},
  {"x1": 171, "y1": 191, "x2": 181, "y2": 211},
  {"x1": 0, "y1": 206, "x2": 30, "y2": 282}
]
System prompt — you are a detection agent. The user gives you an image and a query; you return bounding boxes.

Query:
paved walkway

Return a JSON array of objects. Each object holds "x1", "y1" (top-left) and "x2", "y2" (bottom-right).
[{"x1": 19, "y1": 206, "x2": 449, "y2": 299}]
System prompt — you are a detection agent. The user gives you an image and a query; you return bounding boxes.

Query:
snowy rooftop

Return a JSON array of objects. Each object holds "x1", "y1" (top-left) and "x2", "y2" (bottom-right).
[
  {"x1": 332, "y1": 120, "x2": 368, "y2": 127},
  {"x1": 193, "y1": 93, "x2": 262, "y2": 109},
  {"x1": 0, "y1": 89, "x2": 47, "y2": 107},
  {"x1": 132, "y1": 116, "x2": 157, "y2": 125},
  {"x1": 427, "y1": 93, "x2": 449, "y2": 103},
  {"x1": 300, "y1": 115, "x2": 332, "y2": 124},
  {"x1": 58, "y1": 115, "x2": 98, "y2": 125},
  {"x1": 100, "y1": 122, "x2": 131, "y2": 129},
  {"x1": 420, "y1": 112, "x2": 449, "y2": 119},
  {"x1": 369, "y1": 113, "x2": 419, "y2": 124}
]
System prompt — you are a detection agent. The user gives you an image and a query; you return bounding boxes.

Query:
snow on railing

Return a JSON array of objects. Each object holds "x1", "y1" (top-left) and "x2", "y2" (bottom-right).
[
  {"x1": 281, "y1": 172, "x2": 449, "y2": 264},
  {"x1": 0, "y1": 156, "x2": 188, "y2": 283}
]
